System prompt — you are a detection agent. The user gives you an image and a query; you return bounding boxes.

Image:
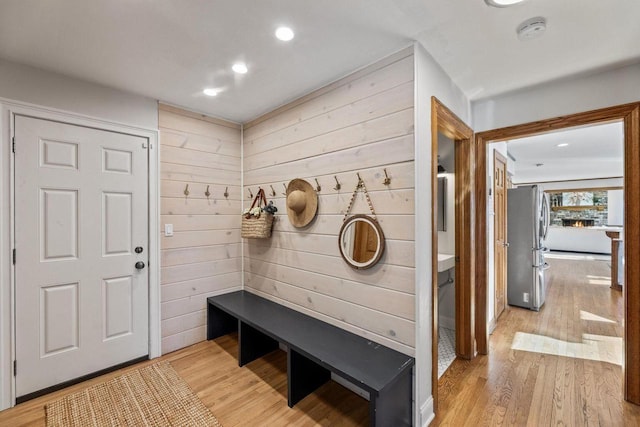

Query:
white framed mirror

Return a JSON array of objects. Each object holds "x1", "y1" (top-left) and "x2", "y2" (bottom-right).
[{"x1": 338, "y1": 214, "x2": 385, "y2": 270}]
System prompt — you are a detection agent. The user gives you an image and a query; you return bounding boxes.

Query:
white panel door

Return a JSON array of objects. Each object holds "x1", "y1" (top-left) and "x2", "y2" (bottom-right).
[{"x1": 14, "y1": 115, "x2": 149, "y2": 397}]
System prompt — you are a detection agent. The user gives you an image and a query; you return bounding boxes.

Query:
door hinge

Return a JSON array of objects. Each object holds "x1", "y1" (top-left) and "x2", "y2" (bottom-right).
[
  {"x1": 12, "y1": 248, "x2": 16, "y2": 265},
  {"x1": 12, "y1": 137, "x2": 15, "y2": 153},
  {"x1": 13, "y1": 360, "x2": 16, "y2": 376}
]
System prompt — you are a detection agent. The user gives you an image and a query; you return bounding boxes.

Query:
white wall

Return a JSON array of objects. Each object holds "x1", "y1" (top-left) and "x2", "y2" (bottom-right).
[
  {"x1": 414, "y1": 42, "x2": 470, "y2": 427},
  {"x1": 473, "y1": 62, "x2": 640, "y2": 132},
  {"x1": 0, "y1": 58, "x2": 157, "y2": 129}
]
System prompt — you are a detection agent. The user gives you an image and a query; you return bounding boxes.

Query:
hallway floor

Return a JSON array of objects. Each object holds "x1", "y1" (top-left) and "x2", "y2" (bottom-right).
[
  {"x1": 3, "y1": 256, "x2": 639, "y2": 426},
  {"x1": 434, "y1": 256, "x2": 640, "y2": 426}
]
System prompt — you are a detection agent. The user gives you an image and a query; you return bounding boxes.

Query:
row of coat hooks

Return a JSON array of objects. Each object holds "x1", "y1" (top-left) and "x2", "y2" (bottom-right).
[
  {"x1": 183, "y1": 184, "x2": 229, "y2": 199},
  {"x1": 246, "y1": 169, "x2": 392, "y2": 199}
]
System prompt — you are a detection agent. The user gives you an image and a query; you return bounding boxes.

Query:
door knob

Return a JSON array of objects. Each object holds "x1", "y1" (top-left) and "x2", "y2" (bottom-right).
[
  {"x1": 504, "y1": 242, "x2": 510, "y2": 247},
  {"x1": 135, "y1": 261, "x2": 145, "y2": 270}
]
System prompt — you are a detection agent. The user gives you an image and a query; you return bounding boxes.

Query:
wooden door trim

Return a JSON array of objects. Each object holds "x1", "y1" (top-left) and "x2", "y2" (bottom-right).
[
  {"x1": 431, "y1": 97, "x2": 474, "y2": 411},
  {"x1": 473, "y1": 101, "x2": 640, "y2": 404},
  {"x1": 493, "y1": 151, "x2": 508, "y2": 324}
]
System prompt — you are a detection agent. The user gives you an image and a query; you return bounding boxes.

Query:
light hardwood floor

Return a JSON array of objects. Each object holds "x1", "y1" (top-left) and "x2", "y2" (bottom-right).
[
  {"x1": 434, "y1": 256, "x2": 640, "y2": 426},
  {"x1": 0, "y1": 334, "x2": 369, "y2": 427},
  {"x1": 3, "y1": 256, "x2": 639, "y2": 426}
]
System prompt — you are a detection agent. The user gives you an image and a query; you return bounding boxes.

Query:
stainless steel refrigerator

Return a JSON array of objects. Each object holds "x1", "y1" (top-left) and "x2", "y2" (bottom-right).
[{"x1": 507, "y1": 185, "x2": 550, "y2": 311}]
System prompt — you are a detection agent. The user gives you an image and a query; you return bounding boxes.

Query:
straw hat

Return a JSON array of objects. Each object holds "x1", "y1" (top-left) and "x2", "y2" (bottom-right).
[{"x1": 286, "y1": 179, "x2": 318, "y2": 228}]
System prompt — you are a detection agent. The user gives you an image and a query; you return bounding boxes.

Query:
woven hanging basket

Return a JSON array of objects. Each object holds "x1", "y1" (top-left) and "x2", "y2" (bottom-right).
[
  {"x1": 241, "y1": 213, "x2": 274, "y2": 239},
  {"x1": 241, "y1": 188, "x2": 274, "y2": 239}
]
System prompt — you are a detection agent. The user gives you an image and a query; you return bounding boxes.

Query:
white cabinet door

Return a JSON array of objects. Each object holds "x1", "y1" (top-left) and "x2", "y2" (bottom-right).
[{"x1": 14, "y1": 115, "x2": 149, "y2": 397}]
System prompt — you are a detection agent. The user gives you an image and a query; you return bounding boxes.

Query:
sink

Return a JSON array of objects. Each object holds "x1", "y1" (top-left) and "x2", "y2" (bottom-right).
[{"x1": 437, "y1": 253, "x2": 455, "y2": 272}]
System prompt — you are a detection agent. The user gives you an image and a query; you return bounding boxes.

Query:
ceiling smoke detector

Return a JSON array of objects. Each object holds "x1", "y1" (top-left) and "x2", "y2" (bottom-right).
[{"x1": 517, "y1": 17, "x2": 547, "y2": 40}]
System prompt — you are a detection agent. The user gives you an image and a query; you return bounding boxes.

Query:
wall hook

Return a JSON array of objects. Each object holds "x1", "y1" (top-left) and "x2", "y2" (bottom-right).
[
  {"x1": 183, "y1": 184, "x2": 190, "y2": 196},
  {"x1": 315, "y1": 178, "x2": 322, "y2": 192},
  {"x1": 224, "y1": 187, "x2": 229, "y2": 198},
  {"x1": 282, "y1": 183, "x2": 287, "y2": 196},
  {"x1": 248, "y1": 188, "x2": 253, "y2": 199},
  {"x1": 333, "y1": 176, "x2": 341, "y2": 191},
  {"x1": 270, "y1": 185, "x2": 276, "y2": 197},
  {"x1": 383, "y1": 168, "x2": 391, "y2": 186},
  {"x1": 205, "y1": 185, "x2": 211, "y2": 197},
  {"x1": 356, "y1": 172, "x2": 363, "y2": 187}
]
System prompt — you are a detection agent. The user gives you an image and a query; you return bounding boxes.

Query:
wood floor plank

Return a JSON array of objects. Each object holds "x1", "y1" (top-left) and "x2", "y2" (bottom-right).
[
  {"x1": 0, "y1": 334, "x2": 368, "y2": 427},
  {"x1": 434, "y1": 255, "x2": 640, "y2": 426}
]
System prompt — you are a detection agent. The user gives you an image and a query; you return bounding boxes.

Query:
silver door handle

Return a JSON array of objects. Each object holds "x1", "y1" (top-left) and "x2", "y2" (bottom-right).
[{"x1": 504, "y1": 242, "x2": 510, "y2": 247}]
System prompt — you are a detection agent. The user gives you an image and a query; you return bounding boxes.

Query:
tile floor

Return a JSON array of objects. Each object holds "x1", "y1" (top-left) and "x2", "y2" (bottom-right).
[{"x1": 438, "y1": 326, "x2": 456, "y2": 378}]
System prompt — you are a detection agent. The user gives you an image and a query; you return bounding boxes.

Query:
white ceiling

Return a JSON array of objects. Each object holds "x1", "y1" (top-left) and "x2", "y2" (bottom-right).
[
  {"x1": 0, "y1": 0, "x2": 638, "y2": 123},
  {"x1": 505, "y1": 121, "x2": 624, "y2": 183}
]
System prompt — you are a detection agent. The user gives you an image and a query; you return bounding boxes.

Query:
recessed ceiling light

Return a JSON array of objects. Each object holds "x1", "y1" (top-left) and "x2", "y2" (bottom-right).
[
  {"x1": 232, "y1": 63, "x2": 248, "y2": 74},
  {"x1": 557, "y1": 143, "x2": 569, "y2": 147},
  {"x1": 517, "y1": 17, "x2": 547, "y2": 41},
  {"x1": 203, "y1": 88, "x2": 218, "y2": 97},
  {"x1": 275, "y1": 26, "x2": 295, "y2": 41},
  {"x1": 485, "y1": 0, "x2": 526, "y2": 7}
]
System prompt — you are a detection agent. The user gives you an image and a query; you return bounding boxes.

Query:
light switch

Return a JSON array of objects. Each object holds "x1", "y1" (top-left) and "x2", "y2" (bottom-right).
[{"x1": 164, "y1": 223, "x2": 174, "y2": 237}]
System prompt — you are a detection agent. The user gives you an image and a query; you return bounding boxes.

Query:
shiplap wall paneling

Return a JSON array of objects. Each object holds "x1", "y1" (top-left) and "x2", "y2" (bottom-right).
[
  {"x1": 158, "y1": 104, "x2": 242, "y2": 354},
  {"x1": 242, "y1": 49, "x2": 416, "y2": 355}
]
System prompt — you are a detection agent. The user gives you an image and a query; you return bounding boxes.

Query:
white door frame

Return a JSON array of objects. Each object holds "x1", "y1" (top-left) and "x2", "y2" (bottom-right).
[{"x1": 0, "y1": 99, "x2": 161, "y2": 410}]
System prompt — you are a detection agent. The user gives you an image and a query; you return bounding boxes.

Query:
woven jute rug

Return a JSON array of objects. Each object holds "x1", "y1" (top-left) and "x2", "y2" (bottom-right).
[{"x1": 45, "y1": 361, "x2": 221, "y2": 427}]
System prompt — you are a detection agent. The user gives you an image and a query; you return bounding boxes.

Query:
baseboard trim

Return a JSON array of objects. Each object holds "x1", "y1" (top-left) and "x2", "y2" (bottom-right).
[{"x1": 420, "y1": 396, "x2": 435, "y2": 427}]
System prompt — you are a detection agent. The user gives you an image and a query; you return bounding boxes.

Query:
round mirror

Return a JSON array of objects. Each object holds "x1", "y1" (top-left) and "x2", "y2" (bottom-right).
[{"x1": 338, "y1": 214, "x2": 385, "y2": 270}]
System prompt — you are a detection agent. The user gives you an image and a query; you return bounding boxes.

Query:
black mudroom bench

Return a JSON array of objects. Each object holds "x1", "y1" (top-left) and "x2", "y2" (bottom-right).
[{"x1": 207, "y1": 290, "x2": 414, "y2": 427}]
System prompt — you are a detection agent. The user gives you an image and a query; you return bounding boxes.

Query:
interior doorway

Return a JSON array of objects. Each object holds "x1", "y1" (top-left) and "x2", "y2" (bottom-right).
[
  {"x1": 436, "y1": 132, "x2": 456, "y2": 378},
  {"x1": 430, "y1": 97, "x2": 474, "y2": 411},
  {"x1": 474, "y1": 102, "x2": 640, "y2": 405}
]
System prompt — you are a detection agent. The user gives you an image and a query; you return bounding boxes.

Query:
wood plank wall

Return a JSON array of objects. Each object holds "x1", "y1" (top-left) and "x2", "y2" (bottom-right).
[
  {"x1": 242, "y1": 49, "x2": 416, "y2": 355},
  {"x1": 158, "y1": 104, "x2": 242, "y2": 354}
]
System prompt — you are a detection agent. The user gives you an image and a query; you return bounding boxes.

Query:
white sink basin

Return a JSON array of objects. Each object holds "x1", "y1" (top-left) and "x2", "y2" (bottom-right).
[{"x1": 437, "y1": 253, "x2": 455, "y2": 272}]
